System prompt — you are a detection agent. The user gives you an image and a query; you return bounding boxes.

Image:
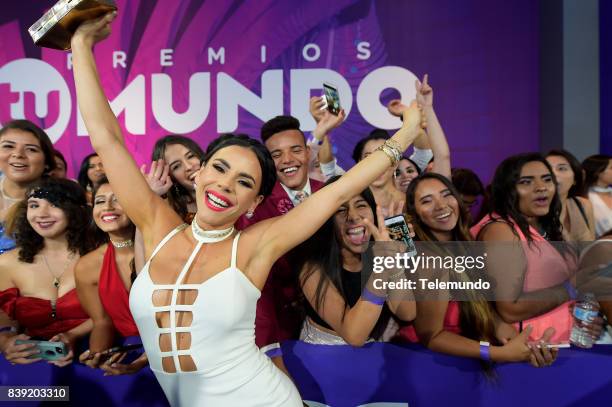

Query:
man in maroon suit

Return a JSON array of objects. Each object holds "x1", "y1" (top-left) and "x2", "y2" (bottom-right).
[{"x1": 237, "y1": 112, "x2": 344, "y2": 373}]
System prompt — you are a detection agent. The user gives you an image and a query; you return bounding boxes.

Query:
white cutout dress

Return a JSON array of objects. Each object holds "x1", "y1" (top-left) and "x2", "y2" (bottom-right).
[{"x1": 129, "y1": 225, "x2": 302, "y2": 406}]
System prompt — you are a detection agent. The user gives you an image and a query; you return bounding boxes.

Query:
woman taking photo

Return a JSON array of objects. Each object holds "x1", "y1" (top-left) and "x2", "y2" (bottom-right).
[
  {"x1": 71, "y1": 12, "x2": 422, "y2": 406},
  {"x1": 545, "y1": 149, "x2": 595, "y2": 241},
  {"x1": 296, "y1": 177, "x2": 415, "y2": 346},
  {"x1": 75, "y1": 177, "x2": 147, "y2": 375},
  {"x1": 0, "y1": 178, "x2": 94, "y2": 366}
]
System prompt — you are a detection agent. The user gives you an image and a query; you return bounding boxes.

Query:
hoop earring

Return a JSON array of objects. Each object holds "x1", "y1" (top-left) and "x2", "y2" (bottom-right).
[{"x1": 245, "y1": 210, "x2": 254, "y2": 219}]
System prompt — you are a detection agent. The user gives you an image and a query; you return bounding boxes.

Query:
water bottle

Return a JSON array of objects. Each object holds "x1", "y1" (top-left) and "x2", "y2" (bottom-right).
[{"x1": 570, "y1": 292, "x2": 600, "y2": 348}]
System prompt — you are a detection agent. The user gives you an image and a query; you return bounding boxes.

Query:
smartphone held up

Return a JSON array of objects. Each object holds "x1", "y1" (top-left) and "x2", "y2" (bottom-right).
[
  {"x1": 384, "y1": 215, "x2": 417, "y2": 257},
  {"x1": 322, "y1": 83, "x2": 342, "y2": 115}
]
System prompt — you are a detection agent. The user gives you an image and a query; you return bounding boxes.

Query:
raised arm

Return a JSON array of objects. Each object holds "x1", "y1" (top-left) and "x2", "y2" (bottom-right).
[
  {"x1": 416, "y1": 75, "x2": 451, "y2": 178},
  {"x1": 248, "y1": 102, "x2": 422, "y2": 276},
  {"x1": 70, "y1": 14, "x2": 180, "y2": 242}
]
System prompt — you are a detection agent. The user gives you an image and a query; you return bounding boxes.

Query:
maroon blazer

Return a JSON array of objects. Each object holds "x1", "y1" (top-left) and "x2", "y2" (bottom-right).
[{"x1": 236, "y1": 179, "x2": 324, "y2": 352}]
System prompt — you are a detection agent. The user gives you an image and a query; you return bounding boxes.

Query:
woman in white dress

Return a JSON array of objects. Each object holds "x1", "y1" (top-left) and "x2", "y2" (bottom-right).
[{"x1": 70, "y1": 13, "x2": 422, "y2": 406}]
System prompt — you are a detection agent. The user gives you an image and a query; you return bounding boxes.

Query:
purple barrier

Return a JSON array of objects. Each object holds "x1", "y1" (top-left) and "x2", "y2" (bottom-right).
[
  {"x1": 283, "y1": 342, "x2": 612, "y2": 407},
  {"x1": 1, "y1": 342, "x2": 611, "y2": 406}
]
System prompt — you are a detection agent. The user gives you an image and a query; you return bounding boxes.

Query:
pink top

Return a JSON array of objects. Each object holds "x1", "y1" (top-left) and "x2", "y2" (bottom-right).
[{"x1": 471, "y1": 214, "x2": 574, "y2": 342}]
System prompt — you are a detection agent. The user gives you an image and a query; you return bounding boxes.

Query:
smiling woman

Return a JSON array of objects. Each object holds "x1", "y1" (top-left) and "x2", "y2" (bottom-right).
[
  {"x1": 70, "y1": 12, "x2": 421, "y2": 406},
  {"x1": 0, "y1": 178, "x2": 96, "y2": 367},
  {"x1": 0, "y1": 120, "x2": 56, "y2": 221},
  {"x1": 151, "y1": 135, "x2": 205, "y2": 222}
]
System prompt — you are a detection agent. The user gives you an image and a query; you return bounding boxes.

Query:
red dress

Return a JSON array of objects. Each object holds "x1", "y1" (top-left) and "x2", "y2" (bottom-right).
[
  {"x1": 0, "y1": 287, "x2": 88, "y2": 339},
  {"x1": 98, "y1": 244, "x2": 139, "y2": 337}
]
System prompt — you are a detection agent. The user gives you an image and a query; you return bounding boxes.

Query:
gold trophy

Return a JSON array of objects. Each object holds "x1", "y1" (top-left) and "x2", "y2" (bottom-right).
[{"x1": 28, "y1": 0, "x2": 117, "y2": 50}]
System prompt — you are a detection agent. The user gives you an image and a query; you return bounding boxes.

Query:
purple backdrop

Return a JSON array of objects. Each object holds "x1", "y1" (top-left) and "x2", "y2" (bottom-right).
[{"x1": 0, "y1": 0, "x2": 539, "y2": 182}]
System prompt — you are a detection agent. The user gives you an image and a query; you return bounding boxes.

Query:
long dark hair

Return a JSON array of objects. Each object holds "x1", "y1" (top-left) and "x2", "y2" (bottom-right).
[
  {"x1": 405, "y1": 172, "x2": 499, "y2": 346},
  {"x1": 293, "y1": 176, "x2": 389, "y2": 339},
  {"x1": 488, "y1": 153, "x2": 563, "y2": 242},
  {"x1": 6, "y1": 178, "x2": 97, "y2": 263},
  {"x1": 0, "y1": 119, "x2": 56, "y2": 176},
  {"x1": 92, "y1": 177, "x2": 137, "y2": 282},
  {"x1": 405, "y1": 172, "x2": 472, "y2": 242},
  {"x1": 77, "y1": 153, "x2": 99, "y2": 191},
  {"x1": 582, "y1": 154, "x2": 611, "y2": 193},
  {"x1": 152, "y1": 135, "x2": 205, "y2": 220},
  {"x1": 546, "y1": 149, "x2": 585, "y2": 198}
]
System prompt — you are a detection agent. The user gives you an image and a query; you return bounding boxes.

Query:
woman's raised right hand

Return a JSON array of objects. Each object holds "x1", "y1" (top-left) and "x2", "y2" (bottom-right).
[{"x1": 72, "y1": 11, "x2": 117, "y2": 49}]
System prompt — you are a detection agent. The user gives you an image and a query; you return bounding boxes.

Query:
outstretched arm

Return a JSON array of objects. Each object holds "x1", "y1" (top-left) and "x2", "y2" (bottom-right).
[
  {"x1": 415, "y1": 74, "x2": 451, "y2": 178},
  {"x1": 71, "y1": 14, "x2": 180, "y2": 245},
  {"x1": 248, "y1": 102, "x2": 422, "y2": 279}
]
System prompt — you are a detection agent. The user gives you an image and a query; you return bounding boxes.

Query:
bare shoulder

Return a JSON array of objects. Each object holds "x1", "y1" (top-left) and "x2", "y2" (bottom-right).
[
  {"x1": 478, "y1": 220, "x2": 520, "y2": 241},
  {"x1": 576, "y1": 196, "x2": 594, "y2": 211},
  {"x1": 75, "y1": 245, "x2": 106, "y2": 283},
  {"x1": 0, "y1": 249, "x2": 19, "y2": 289},
  {"x1": 239, "y1": 217, "x2": 278, "y2": 250}
]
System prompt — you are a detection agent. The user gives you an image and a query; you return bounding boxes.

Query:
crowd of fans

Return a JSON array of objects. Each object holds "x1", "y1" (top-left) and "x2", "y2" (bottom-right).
[{"x1": 0, "y1": 13, "x2": 611, "y2": 405}]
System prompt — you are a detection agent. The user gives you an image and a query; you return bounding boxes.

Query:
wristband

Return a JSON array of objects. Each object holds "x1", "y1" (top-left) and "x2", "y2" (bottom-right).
[
  {"x1": 563, "y1": 280, "x2": 577, "y2": 301},
  {"x1": 307, "y1": 135, "x2": 323, "y2": 146},
  {"x1": 361, "y1": 287, "x2": 386, "y2": 306},
  {"x1": 479, "y1": 341, "x2": 491, "y2": 361},
  {"x1": 0, "y1": 326, "x2": 16, "y2": 334}
]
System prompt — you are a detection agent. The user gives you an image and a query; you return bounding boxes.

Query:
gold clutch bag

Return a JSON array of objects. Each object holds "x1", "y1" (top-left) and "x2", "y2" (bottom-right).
[{"x1": 28, "y1": 0, "x2": 117, "y2": 50}]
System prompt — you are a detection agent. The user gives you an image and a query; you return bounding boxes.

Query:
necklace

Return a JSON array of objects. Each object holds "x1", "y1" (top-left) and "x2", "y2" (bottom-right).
[
  {"x1": 0, "y1": 177, "x2": 21, "y2": 206},
  {"x1": 42, "y1": 252, "x2": 75, "y2": 289},
  {"x1": 191, "y1": 218, "x2": 234, "y2": 243},
  {"x1": 110, "y1": 238, "x2": 134, "y2": 248},
  {"x1": 592, "y1": 186, "x2": 612, "y2": 194}
]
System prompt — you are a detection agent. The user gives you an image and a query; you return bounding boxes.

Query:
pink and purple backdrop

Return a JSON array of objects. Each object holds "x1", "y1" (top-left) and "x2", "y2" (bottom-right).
[{"x1": 0, "y1": 0, "x2": 539, "y2": 180}]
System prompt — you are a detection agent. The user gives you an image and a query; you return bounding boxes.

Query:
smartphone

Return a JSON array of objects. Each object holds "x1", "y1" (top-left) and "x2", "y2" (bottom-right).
[
  {"x1": 384, "y1": 215, "x2": 417, "y2": 256},
  {"x1": 99, "y1": 343, "x2": 143, "y2": 357},
  {"x1": 15, "y1": 340, "x2": 68, "y2": 361},
  {"x1": 323, "y1": 83, "x2": 341, "y2": 115}
]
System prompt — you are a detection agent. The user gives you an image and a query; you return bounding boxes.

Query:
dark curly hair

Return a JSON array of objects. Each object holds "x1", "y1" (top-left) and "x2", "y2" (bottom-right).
[
  {"x1": 6, "y1": 178, "x2": 97, "y2": 263},
  {"x1": 488, "y1": 153, "x2": 563, "y2": 242},
  {"x1": 204, "y1": 133, "x2": 277, "y2": 197},
  {"x1": 152, "y1": 135, "x2": 205, "y2": 221}
]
